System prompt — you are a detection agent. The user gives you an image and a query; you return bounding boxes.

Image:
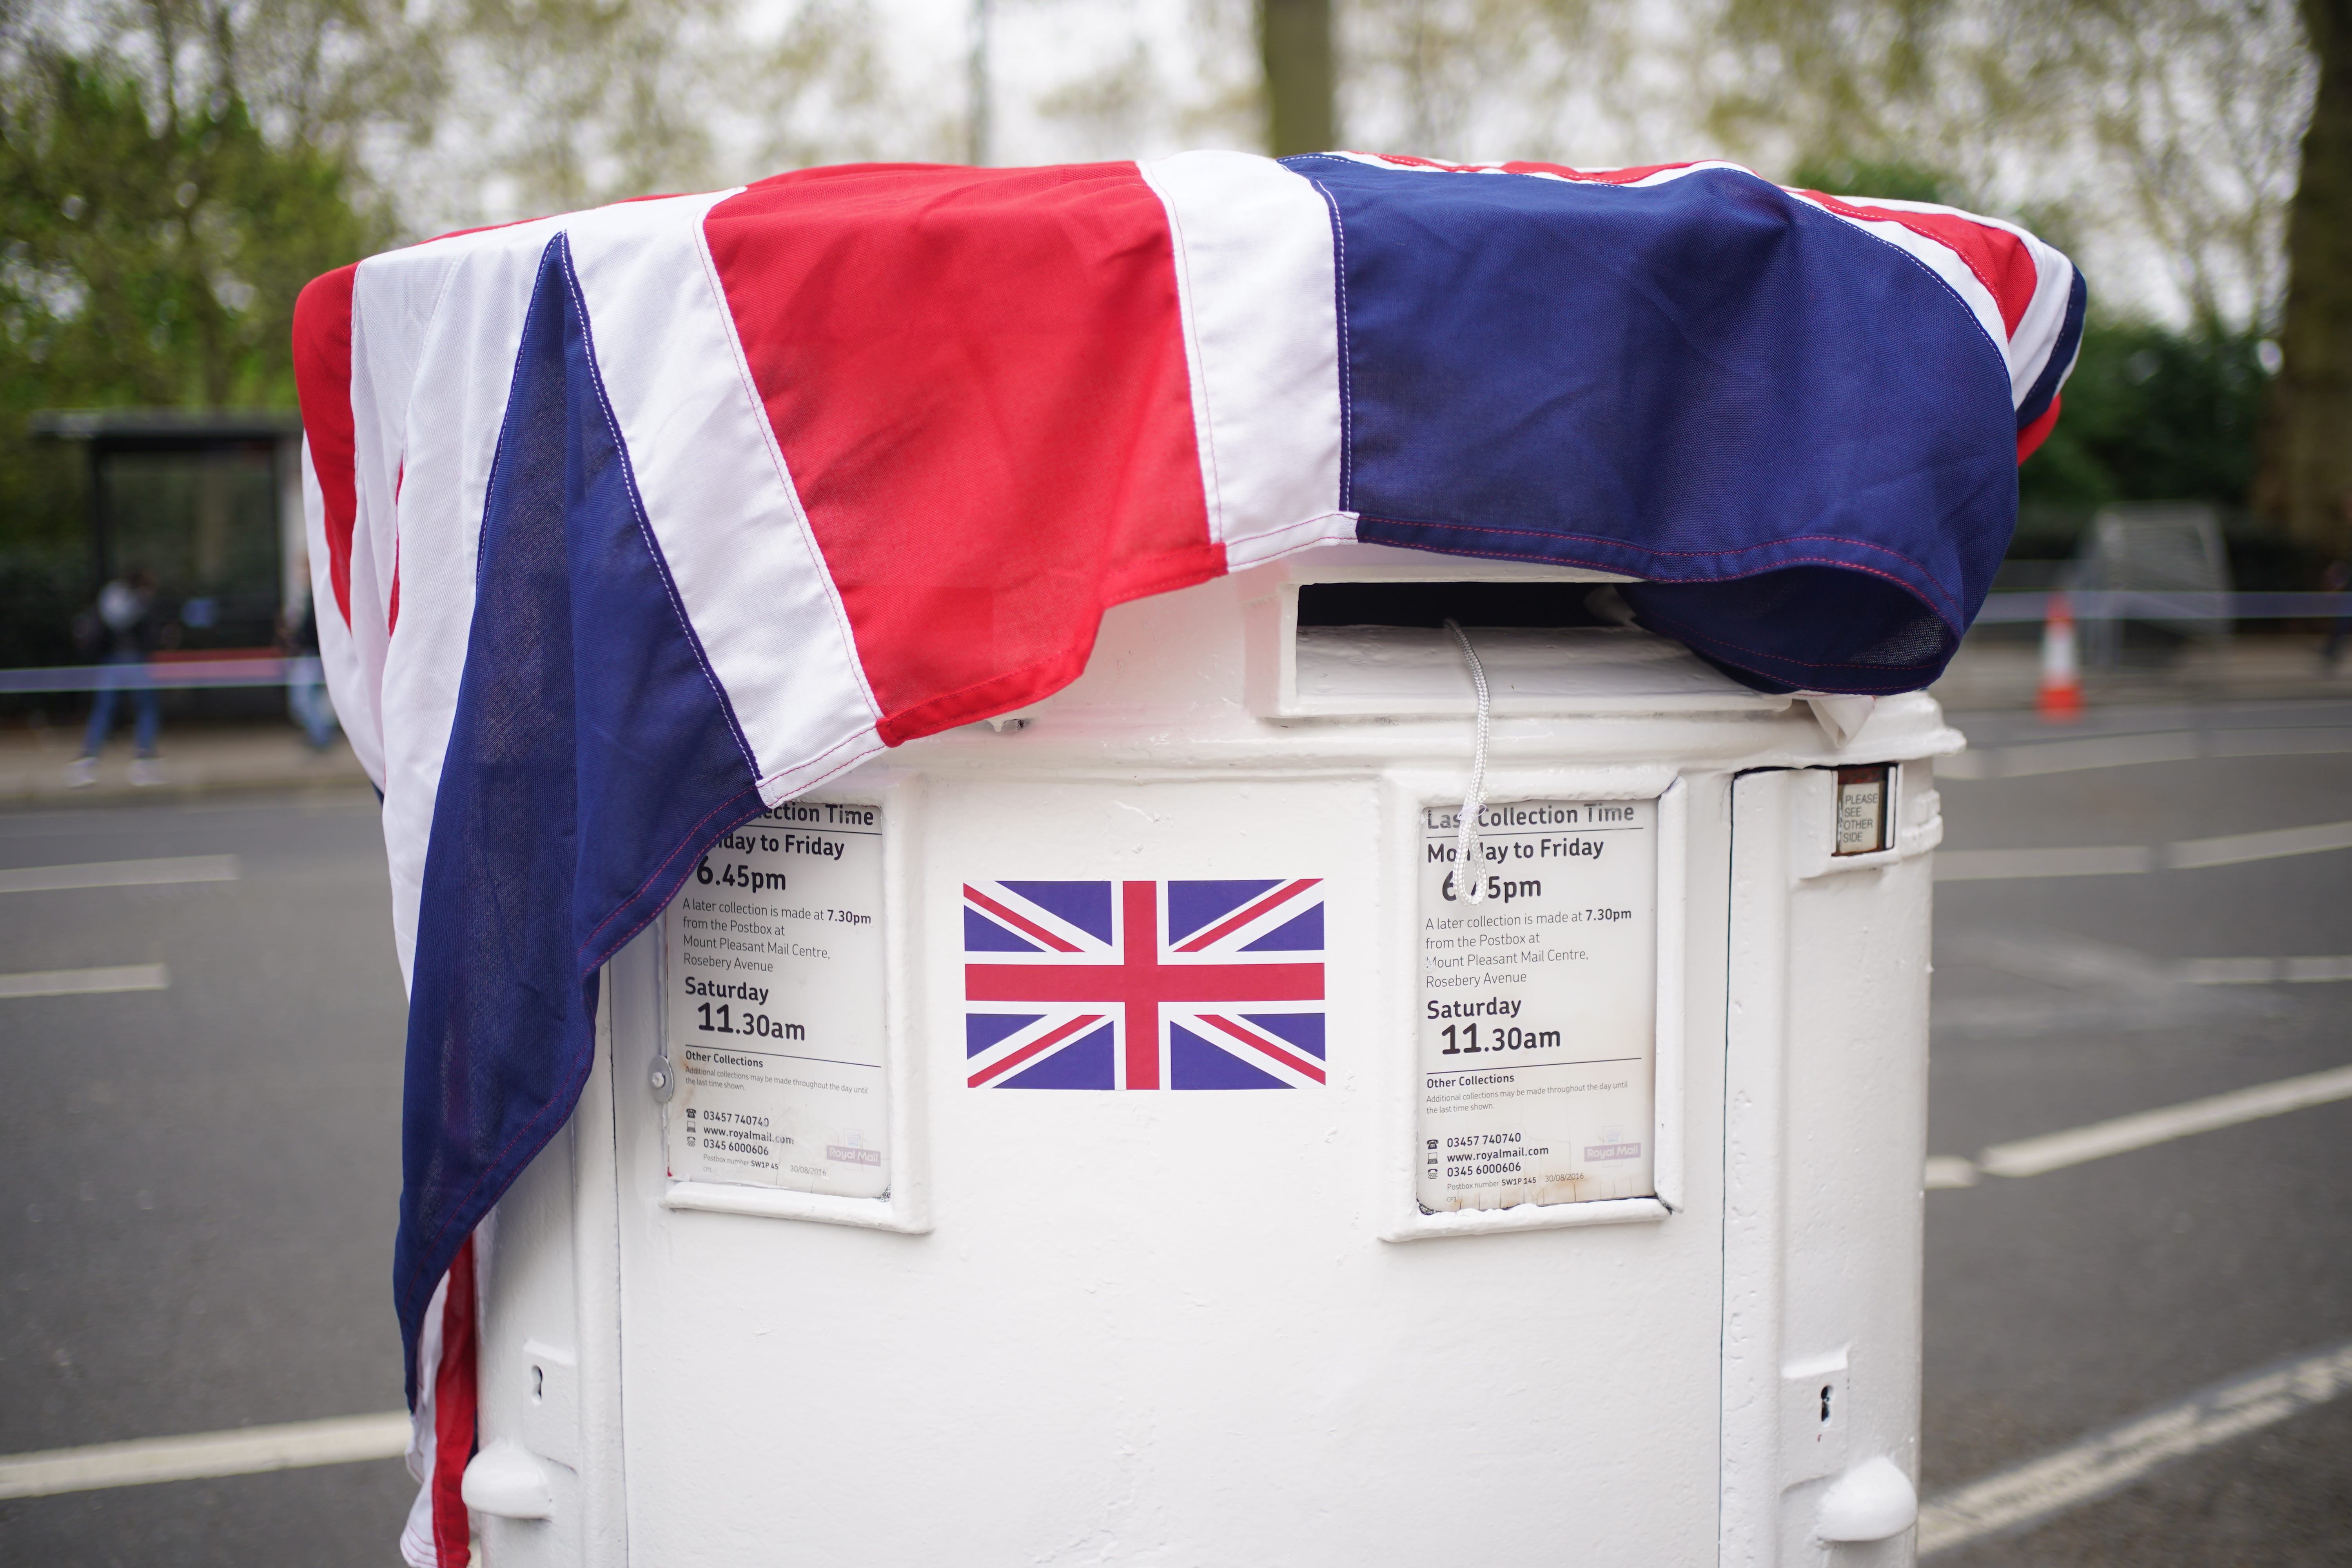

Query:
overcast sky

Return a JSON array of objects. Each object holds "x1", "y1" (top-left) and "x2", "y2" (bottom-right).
[{"x1": 32, "y1": 0, "x2": 2275, "y2": 330}]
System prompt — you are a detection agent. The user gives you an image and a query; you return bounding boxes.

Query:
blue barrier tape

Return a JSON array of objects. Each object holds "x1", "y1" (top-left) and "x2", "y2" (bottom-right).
[
  {"x1": 1970, "y1": 592, "x2": 2352, "y2": 624},
  {"x1": 0, "y1": 659, "x2": 300, "y2": 694},
  {"x1": 2, "y1": 594, "x2": 2345, "y2": 692}
]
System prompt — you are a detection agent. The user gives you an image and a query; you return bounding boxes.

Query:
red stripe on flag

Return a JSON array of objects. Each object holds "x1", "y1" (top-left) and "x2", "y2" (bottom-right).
[
  {"x1": 1120, "y1": 880, "x2": 1161, "y2": 1089},
  {"x1": 964, "y1": 962, "x2": 1325, "y2": 1004},
  {"x1": 1174, "y1": 878, "x2": 1321, "y2": 952},
  {"x1": 704, "y1": 164, "x2": 1219, "y2": 744},
  {"x1": 969, "y1": 1013, "x2": 1105, "y2": 1086},
  {"x1": 963, "y1": 886, "x2": 1082, "y2": 952},
  {"x1": 429, "y1": 1234, "x2": 478, "y2": 1568},
  {"x1": 2016, "y1": 394, "x2": 2063, "y2": 463},
  {"x1": 1499, "y1": 159, "x2": 1704, "y2": 184},
  {"x1": 292, "y1": 263, "x2": 359, "y2": 628},
  {"x1": 1197, "y1": 1013, "x2": 1326, "y2": 1083},
  {"x1": 1799, "y1": 192, "x2": 2042, "y2": 335},
  {"x1": 1362, "y1": 153, "x2": 1706, "y2": 185}
]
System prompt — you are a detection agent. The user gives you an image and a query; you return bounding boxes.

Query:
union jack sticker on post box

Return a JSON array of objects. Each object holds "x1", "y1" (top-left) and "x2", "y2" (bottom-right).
[{"x1": 963, "y1": 879, "x2": 1327, "y2": 1089}]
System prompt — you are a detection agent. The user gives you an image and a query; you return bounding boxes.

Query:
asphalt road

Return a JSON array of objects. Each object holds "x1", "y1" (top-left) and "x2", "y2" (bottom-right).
[
  {"x1": 1926, "y1": 698, "x2": 2352, "y2": 1565},
  {"x1": 1, "y1": 699, "x2": 2347, "y2": 1565},
  {"x1": 0, "y1": 789, "x2": 415, "y2": 1564}
]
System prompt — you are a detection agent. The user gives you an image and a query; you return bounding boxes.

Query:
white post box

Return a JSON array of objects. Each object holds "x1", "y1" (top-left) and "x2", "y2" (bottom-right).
[{"x1": 462, "y1": 545, "x2": 1952, "y2": 1567}]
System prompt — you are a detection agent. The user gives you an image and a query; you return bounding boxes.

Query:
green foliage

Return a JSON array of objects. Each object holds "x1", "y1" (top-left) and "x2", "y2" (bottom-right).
[
  {"x1": 2, "y1": 52, "x2": 388, "y2": 415},
  {"x1": 1782, "y1": 146, "x2": 2291, "y2": 569},
  {"x1": 0, "y1": 47, "x2": 388, "y2": 641},
  {"x1": 1784, "y1": 155, "x2": 1949, "y2": 205},
  {"x1": 2020, "y1": 320, "x2": 2272, "y2": 510}
]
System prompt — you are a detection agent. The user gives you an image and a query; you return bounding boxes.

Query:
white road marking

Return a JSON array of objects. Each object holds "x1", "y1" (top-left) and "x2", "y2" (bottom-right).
[
  {"x1": 2207, "y1": 726, "x2": 2352, "y2": 760},
  {"x1": 1932, "y1": 929, "x2": 2288, "y2": 1038},
  {"x1": 0, "y1": 965, "x2": 170, "y2": 1000},
  {"x1": 2164, "y1": 818, "x2": 2352, "y2": 869},
  {"x1": 1949, "y1": 928, "x2": 2183, "y2": 992},
  {"x1": 2177, "y1": 955, "x2": 2352, "y2": 984},
  {"x1": 1935, "y1": 846, "x2": 2156, "y2": 880},
  {"x1": 1975, "y1": 1064, "x2": 2352, "y2": 1179},
  {"x1": 0, "y1": 855, "x2": 240, "y2": 895},
  {"x1": 1919, "y1": 1339, "x2": 2352, "y2": 1557},
  {"x1": 1924, "y1": 1156, "x2": 1980, "y2": 1189},
  {"x1": 1936, "y1": 818, "x2": 2352, "y2": 880},
  {"x1": 1942, "y1": 731, "x2": 2200, "y2": 779},
  {"x1": 1941, "y1": 726, "x2": 2352, "y2": 780},
  {"x1": 0, "y1": 1412, "x2": 410, "y2": 1501}
]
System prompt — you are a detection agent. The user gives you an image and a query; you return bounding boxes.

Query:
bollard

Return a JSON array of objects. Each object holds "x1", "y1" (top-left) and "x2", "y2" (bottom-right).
[{"x1": 2037, "y1": 591, "x2": 2083, "y2": 723}]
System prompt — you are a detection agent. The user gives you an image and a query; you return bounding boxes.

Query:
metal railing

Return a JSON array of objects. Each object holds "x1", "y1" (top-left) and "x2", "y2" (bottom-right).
[
  {"x1": 0, "y1": 655, "x2": 301, "y2": 694},
  {"x1": 1970, "y1": 591, "x2": 2348, "y2": 625}
]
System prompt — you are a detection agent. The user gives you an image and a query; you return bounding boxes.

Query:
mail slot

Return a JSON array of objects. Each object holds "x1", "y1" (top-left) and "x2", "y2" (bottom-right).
[{"x1": 460, "y1": 544, "x2": 1950, "y2": 1567}]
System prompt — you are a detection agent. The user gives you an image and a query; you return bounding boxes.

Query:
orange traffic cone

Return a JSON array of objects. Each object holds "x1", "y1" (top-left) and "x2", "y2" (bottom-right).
[{"x1": 2038, "y1": 591, "x2": 2083, "y2": 722}]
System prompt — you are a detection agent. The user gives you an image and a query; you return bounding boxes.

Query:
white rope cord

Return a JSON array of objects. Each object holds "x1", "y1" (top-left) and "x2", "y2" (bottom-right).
[{"x1": 1445, "y1": 618, "x2": 1490, "y2": 904}]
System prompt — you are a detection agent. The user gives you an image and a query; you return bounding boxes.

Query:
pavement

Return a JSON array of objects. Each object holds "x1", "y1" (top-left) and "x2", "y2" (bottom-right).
[
  {"x1": 0, "y1": 720, "x2": 370, "y2": 807},
  {"x1": 0, "y1": 663, "x2": 2348, "y2": 1564},
  {"x1": 1928, "y1": 628, "x2": 2352, "y2": 711}
]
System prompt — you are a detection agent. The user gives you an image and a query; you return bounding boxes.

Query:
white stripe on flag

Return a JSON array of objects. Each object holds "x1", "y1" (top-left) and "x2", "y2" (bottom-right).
[
  {"x1": 1140, "y1": 152, "x2": 1352, "y2": 568},
  {"x1": 566, "y1": 191, "x2": 887, "y2": 800},
  {"x1": 301, "y1": 441, "x2": 382, "y2": 791},
  {"x1": 360, "y1": 211, "x2": 572, "y2": 988},
  {"x1": 1285, "y1": 154, "x2": 2033, "y2": 411},
  {"x1": 1784, "y1": 194, "x2": 2016, "y2": 397},
  {"x1": 2005, "y1": 231, "x2": 2078, "y2": 403},
  {"x1": 0, "y1": 1413, "x2": 410, "y2": 1501},
  {"x1": 1800, "y1": 192, "x2": 2079, "y2": 405}
]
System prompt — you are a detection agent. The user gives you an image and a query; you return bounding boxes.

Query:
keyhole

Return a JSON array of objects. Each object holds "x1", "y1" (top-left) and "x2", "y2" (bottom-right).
[
  {"x1": 1820, "y1": 1385, "x2": 1833, "y2": 1423},
  {"x1": 532, "y1": 1365, "x2": 545, "y2": 1401}
]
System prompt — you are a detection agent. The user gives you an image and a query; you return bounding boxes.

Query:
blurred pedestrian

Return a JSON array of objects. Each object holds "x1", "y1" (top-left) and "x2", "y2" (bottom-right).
[
  {"x1": 69, "y1": 568, "x2": 169, "y2": 787},
  {"x1": 281, "y1": 581, "x2": 338, "y2": 751}
]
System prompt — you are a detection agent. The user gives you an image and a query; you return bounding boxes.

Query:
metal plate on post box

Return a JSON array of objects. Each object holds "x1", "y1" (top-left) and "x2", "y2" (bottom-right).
[
  {"x1": 1833, "y1": 765, "x2": 1893, "y2": 856},
  {"x1": 662, "y1": 799, "x2": 888, "y2": 1198},
  {"x1": 1418, "y1": 799, "x2": 1658, "y2": 1211}
]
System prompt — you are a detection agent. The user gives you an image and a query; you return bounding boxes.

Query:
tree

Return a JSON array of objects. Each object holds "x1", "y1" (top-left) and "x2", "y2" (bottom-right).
[
  {"x1": 1703, "y1": 0, "x2": 2340, "y2": 555},
  {"x1": 2259, "y1": 0, "x2": 2352, "y2": 553},
  {"x1": 2018, "y1": 323, "x2": 2271, "y2": 509},
  {"x1": 0, "y1": 6, "x2": 399, "y2": 664},
  {"x1": 1704, "y1": 0, "x2": 2312, "y2": 330},
  {"x1": 401, "y1": 0, "x2": 900, "y2": 230},
  {"x1": 0, "y1": 52, "x2": 388, "y2": 410},
  {"x1": 1261, "y1": 0, "x2": 1334, "y2": 153}
]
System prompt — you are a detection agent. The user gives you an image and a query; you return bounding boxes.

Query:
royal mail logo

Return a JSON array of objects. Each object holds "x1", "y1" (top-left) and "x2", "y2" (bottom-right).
[{"x1": 962, "y1": 879, "x2": 1326, "y2": 1089}]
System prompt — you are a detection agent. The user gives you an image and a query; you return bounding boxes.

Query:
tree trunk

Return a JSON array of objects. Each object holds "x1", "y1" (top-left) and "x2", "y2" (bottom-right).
[
  {"x1": 1259, "y1": 0, "x2": 1334, "y2": 156},
  {"x1": 2259, "y1": 0, "x2": 2352, "y2": 556}
]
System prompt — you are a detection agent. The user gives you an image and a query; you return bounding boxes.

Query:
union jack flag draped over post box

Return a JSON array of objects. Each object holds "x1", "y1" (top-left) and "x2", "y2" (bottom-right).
[{"x1": 290, "y1": 149, "x2": 2082, "y2": 1564}]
